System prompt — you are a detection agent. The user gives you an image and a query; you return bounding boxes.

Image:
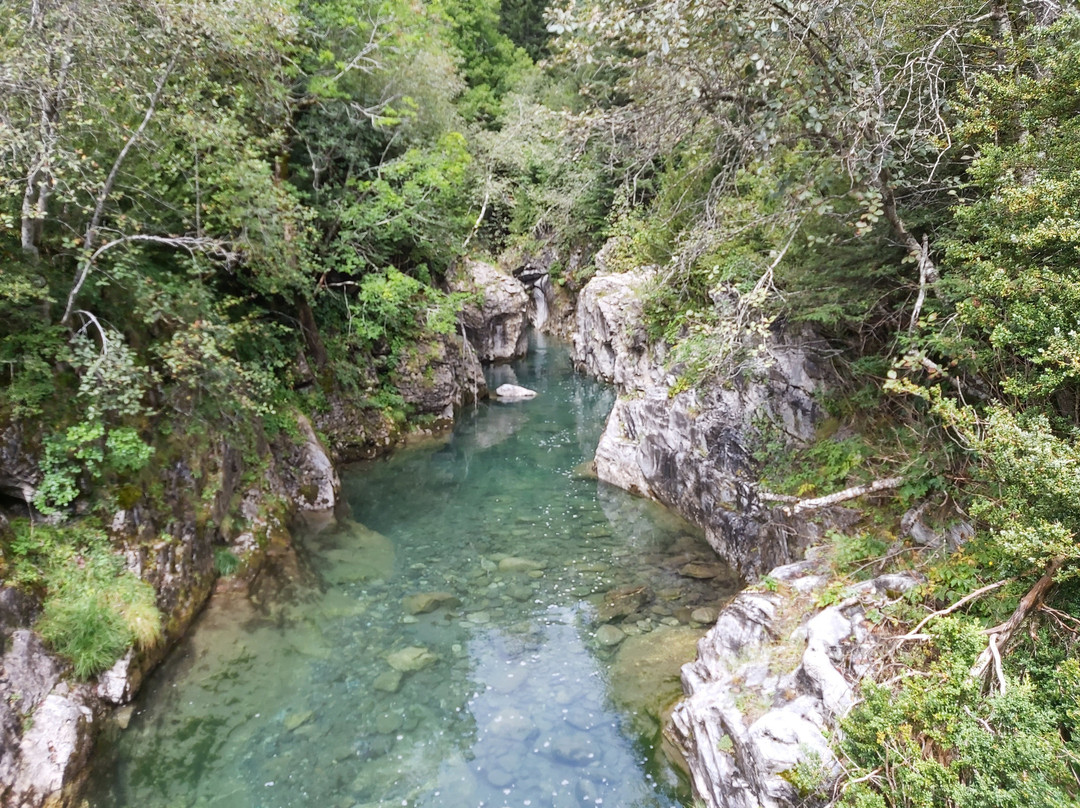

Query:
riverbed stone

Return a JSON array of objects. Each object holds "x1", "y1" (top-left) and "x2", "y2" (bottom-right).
[
  {"x1": 386, "y1": 646, "x2": 438, "y2": 672},
  {"x1": 598, "y1": 584, "x2": 652, "y2": 622},
  {"x1": 373, "y1": 670, "x2": 403, "y2": 693},
  {"x1": 486, "y1": 709, "x2": 536, "y2": 741},
  {"x1": 678, "y1": 561, "x2": 728, "y2": 579},
  {"x1": 595, "y1": 625, "x2": 626, "y2": 647},
  {"x1": 499, "y1": 556, "x2": 545, "y2": 573},
  {"x1": 374, "y1": 712, "x2": 402, "y2": 734},
  {"x1": 691, "y1": 607, "x2": 719, "y2": 624},
  {"x1": 284, "y1": 710, "x2": 314, "y2": 732},
  {"x1": 495, "y1": 384, "x2": 537, "y2": 400},
  {"x1": 551, "y1": 736, "x2": 594, "y2": 766},
  {"x1": 402, "y1": 591, "x2": 460, "y2": 615},
  {"x1": 609, "y1": 626, "x2": 704, "y2": 736}
]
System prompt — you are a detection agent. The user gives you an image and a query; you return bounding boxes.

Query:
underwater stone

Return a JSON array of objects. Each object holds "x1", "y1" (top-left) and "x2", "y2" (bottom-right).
[{"x1": 386, "y1": 646, "x2": 438, "y2": 672}]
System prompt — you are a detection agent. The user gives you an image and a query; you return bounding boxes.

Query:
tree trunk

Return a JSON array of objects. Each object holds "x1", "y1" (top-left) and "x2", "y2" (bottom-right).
[{"x1": 297, "y1": 298, "x2": 329, "y2": 372}]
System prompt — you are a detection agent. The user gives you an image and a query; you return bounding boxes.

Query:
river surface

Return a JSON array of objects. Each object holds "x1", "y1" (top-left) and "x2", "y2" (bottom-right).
[{"x1": 88, "y1": 334, "x2": 740, "y2": 808}]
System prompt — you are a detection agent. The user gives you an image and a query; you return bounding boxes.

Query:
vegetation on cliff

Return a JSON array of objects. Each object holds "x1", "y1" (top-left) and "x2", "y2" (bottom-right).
[
  {"x1": 540, "y1": 0, "x2": 1080, "y2": 802},
  {"x1": 3, "y1": 0, "x2": 1080, "y2": 803}
]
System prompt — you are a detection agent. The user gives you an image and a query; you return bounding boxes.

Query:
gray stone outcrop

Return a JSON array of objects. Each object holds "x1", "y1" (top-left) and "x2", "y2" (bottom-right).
[
  {"x1": 573, "y1": 267, "x2": 828, "y2": 577},
  {"x1": 450, "y1": 260, "x2": 530, "y2": 361},
  {"x1": 569, "y1": 259, "x2": 904, "y2": 808},
  {"x1": 572, "y1": 266, "x2": 664, "y2": 390},
  {"x1": 393, "y1": 331, "x2": 487, "y2": 420},
  {"x1": 669, "y1": 555, "x2": 921, "y2": 808},
  {"x1": 0, "y1": 407, "x2": 346, "y2": 808}
]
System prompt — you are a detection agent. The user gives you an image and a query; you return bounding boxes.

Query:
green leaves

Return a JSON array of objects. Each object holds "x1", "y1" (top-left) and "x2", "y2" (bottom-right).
[{"x1": 841, "y1": 618, "x2": 1078, "y2": 808}]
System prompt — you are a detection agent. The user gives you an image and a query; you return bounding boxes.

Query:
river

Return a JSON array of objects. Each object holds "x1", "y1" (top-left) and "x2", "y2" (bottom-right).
[{"x1": 87, "y1": 334, "x2": 739, "y2": 808}]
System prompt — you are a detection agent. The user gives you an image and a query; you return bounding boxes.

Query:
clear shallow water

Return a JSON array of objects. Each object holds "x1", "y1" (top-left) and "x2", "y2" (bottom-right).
[{"x1": 88, "y1": 334, "x2": 740, "y2": 808}]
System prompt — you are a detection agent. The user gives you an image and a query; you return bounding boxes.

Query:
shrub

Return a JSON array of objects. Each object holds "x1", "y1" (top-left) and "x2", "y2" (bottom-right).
[{"x1": 2, "y1": 521, "x2": 163, "y2": 679}]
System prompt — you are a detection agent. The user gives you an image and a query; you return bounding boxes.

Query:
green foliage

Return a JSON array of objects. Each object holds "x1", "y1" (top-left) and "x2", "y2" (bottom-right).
[
  {"x1": 781, "y1": 749, "x2": 832, "y2": 799},
  {"x1": 436, "y1": 0, "x2": 534, "y2": 125},
  {"x1": 755, "y1": 429, "x2": 870, "y2": 498},
  {"x1": 329, "y1": 132, "x2": 473, "y2": 278},
  {"x1": 942, "y1": 14, "x2": 1080, "y2": 410},
  {"x1": 213, "y1": 547, "x2": 241, "y2": 577},
  {"x1": 841, "y1": 618, "x2": 1079, "y2": 808},
  {"x1": 933, "y1": 400, "x2": 1080, "y2": 581},
  {"x1": 34, "y1": 419, "x2": 154, "y2": 515},
  {"x1": 832, "y1": 530, "x2": 892, "y2": 577},
  {"x1": 351, "y1": 268, "x2": 470, "y2": 370}
]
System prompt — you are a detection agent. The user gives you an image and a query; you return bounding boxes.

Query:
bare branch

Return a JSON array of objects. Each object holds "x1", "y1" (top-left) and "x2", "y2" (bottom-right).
[{"x1": 760, "y1": 476, "x2": 905, "y2": 515}]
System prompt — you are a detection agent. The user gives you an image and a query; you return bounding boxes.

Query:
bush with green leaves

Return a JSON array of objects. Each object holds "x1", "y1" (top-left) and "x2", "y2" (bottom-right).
[{"x1": 840, "y1": 618, "x2": 1079, "y2": 808}]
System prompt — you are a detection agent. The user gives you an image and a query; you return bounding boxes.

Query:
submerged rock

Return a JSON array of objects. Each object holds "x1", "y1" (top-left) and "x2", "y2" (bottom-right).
[
  {"x1": 386, "y1": 646, "x2": 439, "y2": 673},
  {"x1": 372, "y1": 670, "x2": 404, "y2": 693},
  {"x1": 598, "y1": 584, "x2": 652, "y2": 623},
  {"x1": 679, "y1": 561, "x2": 729, "y2": 580},
  {"x1": 320, "y1": 523, "x2": 395, "y2": 585},
  {"x1": 497, "y1": 556, "x2": 545, "y2": 572},
  {"x1": 595, "y1": 624, "x2": 626, "y2": 647},
  {"x1": 690, "y1": 607, "x2": 719, "y2": 625},
  {"x1": 402, "y1": 591, "x2": 460, "y2": 615},
  {"x1": 609, "y1": 625, "x2": 704, "y2": 737}
]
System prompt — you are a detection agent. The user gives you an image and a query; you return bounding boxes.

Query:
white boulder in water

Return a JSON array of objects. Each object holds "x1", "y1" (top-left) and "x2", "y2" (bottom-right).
[{"x1": 495, "y1": 384, "x2": 537, "y2": 400}]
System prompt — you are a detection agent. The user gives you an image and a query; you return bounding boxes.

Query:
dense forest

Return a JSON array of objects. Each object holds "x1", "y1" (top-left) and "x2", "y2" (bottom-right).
[{"x1": 3, "y1": 0, "x2": 1080, "y2": 804}]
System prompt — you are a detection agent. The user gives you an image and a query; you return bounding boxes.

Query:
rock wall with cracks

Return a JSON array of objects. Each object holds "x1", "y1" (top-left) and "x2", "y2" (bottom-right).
[
  {"x1": 572, "y1": 267, "x2": 830, "y2": 577},
  {"x1": 570, "y1": 266, "x2": 914, "y2": 808},
  {"x1": 0, "y1": 416, "x2": 342, "y2": 808}
]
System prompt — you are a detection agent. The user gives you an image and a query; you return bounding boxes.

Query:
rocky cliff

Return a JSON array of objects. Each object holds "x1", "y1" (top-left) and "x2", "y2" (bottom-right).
[
  {"x1": 572, "y1": 267, "x2": 828, "y2": 578},
  {"x1": 450, "y1": 260, "x2": 530, "y2": 362},
  {"x1": 569, "y1": 265, "x2": 898, "y2": 808},
  {"x1": 0, "y1": 414, "x2": 341, "y2": 808},
  {"x1": 669, "y1": 554, "x2": 919, "y2": 808}
]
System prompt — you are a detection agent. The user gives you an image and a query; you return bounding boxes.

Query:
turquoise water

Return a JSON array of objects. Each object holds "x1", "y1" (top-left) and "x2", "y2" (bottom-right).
[{"x1": 87, "y1": 334, "x2": 739, "y2": 808}]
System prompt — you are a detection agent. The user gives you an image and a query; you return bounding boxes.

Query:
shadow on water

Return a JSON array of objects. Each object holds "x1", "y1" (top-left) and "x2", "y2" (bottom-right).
[{"x1": 87, "y1": 333, "x2": 740, "y2": 808}]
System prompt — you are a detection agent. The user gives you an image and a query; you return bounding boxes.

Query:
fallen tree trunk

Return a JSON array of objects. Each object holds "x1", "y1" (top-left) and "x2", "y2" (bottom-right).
[{"x1": 760, "y1": 477, "x2": 905, "y2": 516}]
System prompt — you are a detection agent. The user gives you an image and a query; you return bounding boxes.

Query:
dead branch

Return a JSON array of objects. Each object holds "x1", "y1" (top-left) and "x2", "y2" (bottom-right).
[
  {"x1": 894, "y1": 579, "x2": 1011, "y2": 641},
  {"x1": 970, "y1": 556, "x2": 1066, "y2": 689},
  {"x1": 759, "y1": 476, "x2": 905, "y2": 515}
]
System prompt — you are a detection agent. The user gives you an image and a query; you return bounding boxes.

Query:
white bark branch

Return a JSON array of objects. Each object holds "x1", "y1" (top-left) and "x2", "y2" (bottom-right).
[
  {"x1": 61, "y1": 51, "x2": 178, "y2": 326},
  {"x1": 893, "y1": 579, "x2": 1011, "y2": 641},
  {"x1": 760, "y1": 476, "x2": 905, "y2": 515}
]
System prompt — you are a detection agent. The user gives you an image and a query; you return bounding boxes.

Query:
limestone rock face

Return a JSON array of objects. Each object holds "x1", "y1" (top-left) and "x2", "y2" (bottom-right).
[
  {"x1": 575, "y1": 267, "x2": 828, "y2": 577},
  {"x1": 569, "y1": 257, "x2": 902, "y2": 808},
  {"x1": 494, "y1": 384, "x2": 537, "y2": 400},
  {"x1": 0, "y1": 631, "x2": 91, "y2": 808},
  {"x1": 276, "y1": 412, "x2": 341, "y2": 512},
  {"x1": 451, "y1": 260, "x2": 530, "y2": 361},
  {"x1": 312, "y1": 394, "x2": 400, "y2": 463},
  {"x1": 394, "y1": 332, "x2": 487, "y2": 420},
  {"x1": 511, "y1": 247, "x2": 588, "y2": 340},
  {"x1": 571, "y1": 267, "x2": 663, "y2": 390},
  {"x1": 669, "y1": 557, "x2": 922, "y2": 808},
  {"x1": 0, "y1": 422, "x2": 39, "y2": 504}
]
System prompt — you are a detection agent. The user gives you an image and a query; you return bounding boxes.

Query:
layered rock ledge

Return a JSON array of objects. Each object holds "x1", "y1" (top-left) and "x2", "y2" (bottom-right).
[{"x1": 570, "y1": 265, "x2": 894, "y2": 808}]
